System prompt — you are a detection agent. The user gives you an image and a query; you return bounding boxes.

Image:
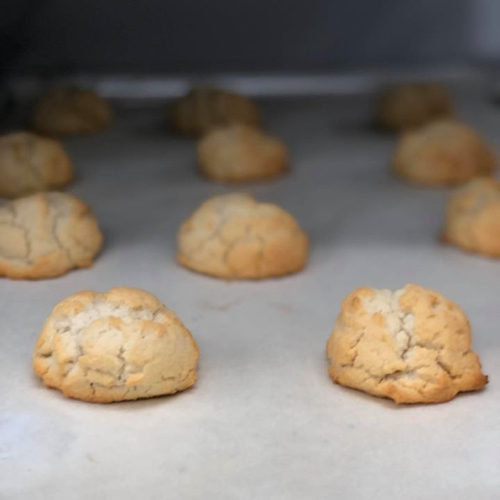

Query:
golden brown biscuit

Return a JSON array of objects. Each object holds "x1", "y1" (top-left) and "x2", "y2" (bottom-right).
[
  {"x1": 33, "y1": 287, "x2": 199, "y2": 403},
  {"x1": 0, "y1": 131, "x2": 73, "y2": 198},
  {"x1": 393, "y1": 120, "x2": 495, "y2": 186},
  {"x1": 197, "y1": 124, "x2": 287, "y2": 182},
  {"x1": 443, "y1": 178, "x2": 500, "y2": 257},
  {"x1": 32, "y1": 87, "x2": 112, "y2": 136},
  {"x1": 177, "y1": 193, "x2": 308, "y2": 279},
  {"x1": 375, "y1": 83, "x2": 453, "y2": 131},
  {"x1": 0, "y1": 192, "x2": 103, "y2": 279},
  {"x1": 171, "y1": 87, "x2": 260, "y2": 136},
  {"x1": 326, "y1": 284, "x2": 487, "y2": 404}
]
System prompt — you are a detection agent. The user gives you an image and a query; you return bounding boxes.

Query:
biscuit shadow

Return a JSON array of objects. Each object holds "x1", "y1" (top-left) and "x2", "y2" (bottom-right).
[
  {"x1": 110, "y1": 385, "x2": 200, "y2": 412},
  {"x1": 331, "y1": 380, "x2": 489, "y2": 409},
  {"x1": 173, "y1": 259, "x2": 311, "y2": 285},
  {"x1": 32, "y1": 375, "x2": 200, "y2": 411},
  {"x1": 330, "y1": 383, "x2": 398, "y2": 409}
]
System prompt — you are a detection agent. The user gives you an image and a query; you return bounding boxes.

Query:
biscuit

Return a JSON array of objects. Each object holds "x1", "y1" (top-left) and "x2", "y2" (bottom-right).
[
  {"x1": 0, "y1": 131, "x2": 73, "y2": 198},
  {"x1": 375, "y1": 83, "x2": 453, "y2": 131},
  {"x1": 171, "y1": 87, "x2": 260, "y2": 136},
  {"x1": 443, "y1": 178, "x2": 500, "y2": 257},
  {"x1": 177, "y1": 193, "x2": 308, "y2": 279},
  {"x1": 393, "y1": 120, "x2": 495, "y2": 186},
  {"x1": 32, "y1": 87, "x2": 112, "y2": 136},
  {"x1": 0, "y1": 192, "x2": 103, "y2": 279},
  {"x1": 197, "y1": 124, "x2": 287, "y2": 182},
  {"x1": 326, "y1": 284, "x2": 487, "y2": 404},
  {"x1": 33, "y1": 287, "x2": 199, "y2": 403}
]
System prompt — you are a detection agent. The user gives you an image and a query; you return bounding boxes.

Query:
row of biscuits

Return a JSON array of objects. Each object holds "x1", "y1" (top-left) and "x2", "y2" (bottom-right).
[
  {"x1": 1, "y1": 83, "x2": 497, "y2": 190},
  {"x1": 32, "y1": 283, "x2": 487, "y2": 405},
  {"x1": 1, "y1": 83, "x2": 496, "y2": 406},
  {"x1": 11, "y1": 83, "x2": 497, "y2": 189},
  {"x1": 1, "y1": 179, "x2": 499, "y2": 281},
  {"x1": 0, "y1": 119, "x2": 494, "y2": 194},
  {"x1": 0, "y1": 134, "x2": 500, "y2": 279}
]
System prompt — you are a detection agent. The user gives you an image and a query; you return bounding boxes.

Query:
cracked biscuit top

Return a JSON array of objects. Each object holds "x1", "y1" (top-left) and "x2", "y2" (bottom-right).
[
  {"x1": 326, "y1": 284, "x2": 487, "y2": 404},
  {"x1": 444, "y1": 178, "x2": 500, "y2": 257},
  {"x1": 0, "y1": 192, "x2": 103, "y2": 279},
  {"x1": 171, "y1": 87, "x2": 261, "y2": 136},
  {"x1": 177, "y1": 193, "x2": 308, "y2": 279},
  {"x1": 33, "y1": 287, "x2": 199, "y2": 403},
  {"x1": 375, "y1": 83, "x2": 454, "y2": 131},
  {"x1": 0, "y1": 132, "x2": 73, "y2": 198},
  {"x1": 32, "y1": 87, "x2": 113, "y2": 136},
  {"x1": 197, "y1": 124, "x2": 288, "y2": 182},
  {"x1": 393, "y1": 120, "x2": 495, "y2": 186}
]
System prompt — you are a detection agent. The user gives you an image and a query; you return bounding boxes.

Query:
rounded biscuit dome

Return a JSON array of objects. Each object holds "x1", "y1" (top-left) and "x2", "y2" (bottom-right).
[
  {"x1": 177, "y1": 193, "x2": 308, "y2": 279},
  {"x1": 0, "y1": 192, "x2": 103, "y2": 279},
  {"x1": 375, "y1": 83, "x2": 453, "y2": 131},
  {"x1": 0, "y1": 131, "x2": 73, "y2": 198},
  {"x1": 197, "y1": 124, "x2": 288, "y2": 182},
  {"x1": 326, "y1": 284, "x2": 487, "y2": 404},
  {"x1": 33, "y1": 287, "x2": 199, "y2": 403},
  {"x1": 32, "y1": 87, "x2": 112, "y2": 136},
  {"x1": 393, "y1": 120, "x2": 495, "y2": 186},
  {"x1": 443, "y1": 177, "x2": 500, "y2": 257},
  {"x1": 171, "y1": 87, "x2": 260, "y2": 136}
]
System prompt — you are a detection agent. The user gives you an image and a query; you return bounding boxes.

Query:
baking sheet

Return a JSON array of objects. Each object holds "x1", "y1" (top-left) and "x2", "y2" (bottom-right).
[{"x1": 1, "y1": 84, "x2": 499, "y2": 500}]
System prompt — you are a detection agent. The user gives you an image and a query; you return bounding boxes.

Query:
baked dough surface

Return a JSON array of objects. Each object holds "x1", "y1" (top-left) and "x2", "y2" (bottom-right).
[
  {"x1": 177, "y1": 193, "x2": 308, "y2": 279},
  {"x1": 326, "y1": 284, "x2": 487, "y2": 404},
  {"x1": 171, "y1": 87, "x2": 260, "y2": 136},
  {"x1": 0, "y1": 132, "x2": 73, "y2": 198},
  {"x1": 444, "y1": 178, "x2": 500, "y2": 257},
  {"x1": 33, "y1": 287, "x2": 199, "y2": 403},
  {"x1": 0, "y1": 192, "x2": 103, "y2": 279},
  {"x1": 393, "y1": 120, "x2": 495, "y2": 186},
  {"x1": 197, "y1": 124, "x2": 287, "y2": 182},
  {"x1": 32, "y1": 88, "x2": 112, "y2": 136},
  {"x1": 376, "y1": 83, "x2": 453, "y2": 131}
]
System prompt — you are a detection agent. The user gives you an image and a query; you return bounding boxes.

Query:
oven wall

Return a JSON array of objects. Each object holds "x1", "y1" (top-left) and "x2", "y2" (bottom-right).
[{"x1": 1, "y1": 0, "x2": 476, "y2": 75}]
